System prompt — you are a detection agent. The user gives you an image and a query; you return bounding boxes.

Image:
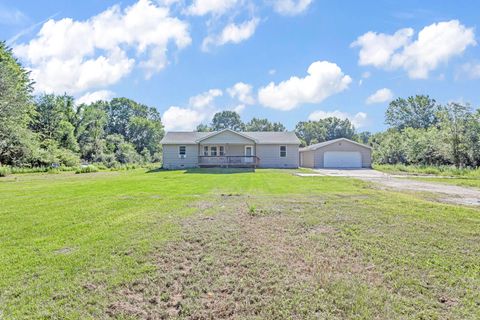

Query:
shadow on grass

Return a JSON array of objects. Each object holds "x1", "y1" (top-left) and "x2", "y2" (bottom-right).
[
  {"x1": 146, "y1": 167, "x2": 255, "y2": 174},
  {"x1": 184, "y1": 168, "x2": 255, "y2": 174},
  {"x1": 146, "y1": 167, "x2": 167, "y2": 173}
]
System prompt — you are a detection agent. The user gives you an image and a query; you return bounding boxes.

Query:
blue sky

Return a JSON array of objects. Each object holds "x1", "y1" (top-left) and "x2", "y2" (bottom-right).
[{"x1": 1, "y1": 0, "x2": 479, "y2": 132}]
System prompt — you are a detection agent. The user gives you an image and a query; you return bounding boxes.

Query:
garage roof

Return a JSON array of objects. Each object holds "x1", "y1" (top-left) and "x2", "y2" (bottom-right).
[{"x1": 299, "y1": 138, "x2": 372, "y2": 152}]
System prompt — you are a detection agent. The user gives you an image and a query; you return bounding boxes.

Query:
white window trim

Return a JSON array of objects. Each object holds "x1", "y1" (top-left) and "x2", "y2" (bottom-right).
[
  {"x1": 179, "y1": 145, "x2": 186, "y2": 158},
  {"x1": 202, "y1": 145, "x2": 225, "y2": 156},
  {"x1": 280, "y1": 145, "x2": 287, "y2": 157},
  {"x1": 210, "y1": 145, "x2": 218, "y2": 156},
  {"x1": 244, "y1": 145, "x2": 254, "y2": 156}
]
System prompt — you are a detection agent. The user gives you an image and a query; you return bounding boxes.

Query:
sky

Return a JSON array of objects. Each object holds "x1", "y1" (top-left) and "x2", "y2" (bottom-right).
[{"x1": 1, "y1": 0, "x2": 479, "y2": 132}]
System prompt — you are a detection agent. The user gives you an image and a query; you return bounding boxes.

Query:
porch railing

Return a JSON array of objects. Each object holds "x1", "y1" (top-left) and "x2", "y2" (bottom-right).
[{"x1": 198, "y1": 156, "x2": 260, "y2": 167}]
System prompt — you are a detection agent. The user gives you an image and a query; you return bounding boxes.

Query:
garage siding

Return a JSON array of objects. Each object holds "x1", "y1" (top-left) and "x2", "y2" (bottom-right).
[
  {"x1": 256, "y1": 144, "x2": 299, "y2": 168},
  {"x1": 162, "y1": 144, "x2": 199, "y2": 169},
  {"x1": 300, "y1": 150, "x2": 315, "y2": 168}
]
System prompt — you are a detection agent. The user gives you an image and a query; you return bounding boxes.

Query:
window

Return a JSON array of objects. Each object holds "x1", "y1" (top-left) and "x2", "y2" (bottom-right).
[
  {"x1": 219, "y1": 146, "x2": 225, "y2": 156},
  {"x1": 210, "y1": 146, "x2": 217, "y2": 156},
  {"x1": 179, "y1": 146, "x2": 186, "y2": 156},
  {"x1": 203, "y1": 146, "x2": 209, "y2": 156},
  {"x1": 280, "y1": 145, "x2": 287, "y2": 157}
]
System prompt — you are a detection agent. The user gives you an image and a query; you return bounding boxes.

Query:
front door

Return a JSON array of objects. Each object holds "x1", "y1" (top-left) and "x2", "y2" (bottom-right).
[{"x1": 245, "y1": 146, "x2": 253, "y2": 163}]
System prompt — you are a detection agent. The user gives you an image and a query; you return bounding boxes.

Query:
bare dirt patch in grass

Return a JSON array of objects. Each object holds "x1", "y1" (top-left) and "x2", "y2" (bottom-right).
[{"x1": 107, "y1": 196, "x2": 386, "y2": 319}]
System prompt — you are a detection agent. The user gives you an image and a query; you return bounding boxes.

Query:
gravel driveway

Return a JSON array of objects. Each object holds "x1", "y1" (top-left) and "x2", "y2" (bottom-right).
[{"x1": 301, "y1": 169, "x2": 480, "y2": 206}]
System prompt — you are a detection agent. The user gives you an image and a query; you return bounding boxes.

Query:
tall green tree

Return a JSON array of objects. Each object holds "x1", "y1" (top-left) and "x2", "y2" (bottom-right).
[
  {"x1": 295, "y1": 118, "x2": 355, "y2": 146},
  {"x1": 355, "y1": 131, "x2": 371, "y2": 144},
  {"x1": 385, "y1": 95, "x2": 439, "y2": 129},
  {"x1": 465, "y1": 109, "x2": 480, "y2": 167},
  {"x1": 0, "y1": 41, "x2": 37, "y2": 166},
  {"x1": 196, "y1": 123, "x2": 211, "y2": 132},
  {"x1": 369, "y1": 129, "x2": 407, "y2": 164},
  {"x1": 245, "y1": 118, "x2": 286, "y2": 132},
  {"x1": 75, "y1": 101, "x2": 108, "y2": 162},
  {"x1": 295, "y1": 121, "x2": 326, "y2": 146},
  {"x1": 322, "y1": 117, "x2": 355, "y2": 141},
  {"x1": 104, "y1": 97, "x2": 164, "y2": 157},
  {"x1": 438, "y1": 102, "x2": 471, "y2": 168},
  {"x1": 32, "y1": 94, "x2": 79, "y2": 152},
  {"x1": 210, "y1": 111, "x2": 244, "y2": 131}
]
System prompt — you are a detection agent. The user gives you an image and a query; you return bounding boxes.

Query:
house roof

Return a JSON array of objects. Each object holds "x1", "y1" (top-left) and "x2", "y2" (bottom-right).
[
  {"x1": 160, "y1": 129, "x2": 301, "y2": 145},
  {"x1": 299, "y1": 138, "x2": 372, "y2": 152}
]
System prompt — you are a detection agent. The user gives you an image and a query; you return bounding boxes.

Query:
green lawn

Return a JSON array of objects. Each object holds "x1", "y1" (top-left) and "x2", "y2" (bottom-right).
[
  {"x1": 411, "y1": 176, "x2": 480, "y2": 188},
  {"x1": 374, "y1": 163, "x2": 480, "y2": 177},
  {"x1": 0, "y1": 169, "x2": 479, "y2": 319}
]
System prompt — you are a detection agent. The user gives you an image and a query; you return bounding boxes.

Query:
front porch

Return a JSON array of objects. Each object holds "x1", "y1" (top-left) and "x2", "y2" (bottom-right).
[
  {"x1": 195, "y1": 130, "x2": 260, "y2": 168},
  {"x1": 198, "y1": 144, "x2": 259, "y2": 168},
  {"x1": 198, "y1": 155, "x2": 260, "y2": 168}
]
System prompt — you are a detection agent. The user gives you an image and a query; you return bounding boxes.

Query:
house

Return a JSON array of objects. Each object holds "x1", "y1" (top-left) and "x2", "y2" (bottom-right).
[
  {"x1": 299, "y1": 138, "x2": 372, "y2": 168},
  {"x1": 160, "y1": 129, "x2": 301, "y2": 169}
]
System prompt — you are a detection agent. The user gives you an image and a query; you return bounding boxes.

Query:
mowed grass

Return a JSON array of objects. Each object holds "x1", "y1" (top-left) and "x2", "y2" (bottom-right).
[
  {"x1": 412, "y1": 176, "x2": 480, "y2": 188},
  {"x1": 0, "y1": 168, "x2": 479, "y2": 319}
]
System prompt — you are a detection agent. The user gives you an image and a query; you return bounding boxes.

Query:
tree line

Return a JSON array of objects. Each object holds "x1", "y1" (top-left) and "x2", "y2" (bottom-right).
[
  {"x1": 1, "y1": 41, "x2": 479, "y2": 169},
  {"x1": 1, "y1": 42, "x2": 164, "y2": 167},
  {"x1": 372, "y1": 96, "x2": 480, "y2": 168}
]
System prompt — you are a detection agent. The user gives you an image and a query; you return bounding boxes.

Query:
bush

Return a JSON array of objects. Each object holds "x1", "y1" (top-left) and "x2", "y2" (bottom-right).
[
  {"x1": 47, "y1": 168, "x2": 61, "y2": 174},
  {"x1": 0, "y1": 166, "x2": 11, "y2": 177},
  {"x1": 92, "y1": 162, "x2": 108, "y2": 170},
  {"x1": 75, "y1": 165, "x2": 99, "y2": 174},
  {"x1": 56, "y1": 149, "x2": 81, "y2": 167}
]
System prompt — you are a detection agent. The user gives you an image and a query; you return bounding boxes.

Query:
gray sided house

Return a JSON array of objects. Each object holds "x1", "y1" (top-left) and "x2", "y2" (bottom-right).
[
  {"x1": 299, "y1": 138, "x2": 372, "y2": 168},
  {"x1": 160, "y1": 129, "x2": 301, "y2": 169}
]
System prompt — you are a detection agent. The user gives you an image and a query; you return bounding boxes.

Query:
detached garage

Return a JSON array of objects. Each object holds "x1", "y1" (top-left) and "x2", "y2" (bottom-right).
[{"x1": 299, "y1": 138, "x2": 372, "y2": 168}]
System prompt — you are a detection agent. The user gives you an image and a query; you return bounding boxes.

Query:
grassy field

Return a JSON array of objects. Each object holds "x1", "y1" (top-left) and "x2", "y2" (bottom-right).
[
  {"x1": 410, "y1": 177, "x2": 480, "y2": 188},
  {"x1": 375, "y1": 164, "x2": 480, "y2": 188},
  {"x1": 1, "y1": 168, "x2": 479, "y2": 319},
  {"x1": 374, "y1": 163, "x2": 480, "y2": 177}
]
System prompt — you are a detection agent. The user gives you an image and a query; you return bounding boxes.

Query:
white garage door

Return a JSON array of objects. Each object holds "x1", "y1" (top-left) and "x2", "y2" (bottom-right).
[{"x1": 324, "y1": 151, "x2": 362, "y2": 168}]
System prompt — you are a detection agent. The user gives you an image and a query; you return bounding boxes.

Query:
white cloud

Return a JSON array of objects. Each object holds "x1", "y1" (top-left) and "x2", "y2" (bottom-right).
[
  {"x1": 232, "y1": 104, "x2": 246, "y2": 113},
  {"x1": 14, "y1": 0, "x2": 191, "y2": 94},
  {"x1": 268, "y1": 69, "x2": 276, "y2": 75},
  {"x1": 227, "y1": 82, "x2": 255, "y2": 105},
  {"x1": 164, "y1": 88, "x2": 225, "y2": 130},
  {"x1": 189, "y1": 89, "x2": 223, "y2": 108},
  {"x1": 158, "y1": 0, "x2": 182, "y2": 6},
  {"x1": 272, "y1": 0, "x2": 313, "y2": 16},
  {"x1": 202, "y1": 18, "x2": 259, "y2": 51},
  {"x1": 185, "y1": 0, "x2": 239, "y2": 16},
  {"x1": 162, "y1": 106, "x2": 208, "y2": 131},
  {"x1": 457, "y1": 62, "x2": 480, "y2": 79},
  {"x1": 352, "y1": 28, "x2": 414, "y2": 68},
  {"x1": 308, "y1": 110, "x2": 368, "y2": 128},
  {"x1": 164, "y1": 83, "x2": 253, "y2": 130},
  {"x1": 77, "y1": 90, "x2": 115, "y2": 105},
  {"x1": 366, "y1": 88, "x2": 393, "y2": 104},
  {"x1": 352, "y1": 20, "x2": 476, "y2": 79},
  {"x1": 258, "y1": 60, "x2": 352, "y2": 110}
]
